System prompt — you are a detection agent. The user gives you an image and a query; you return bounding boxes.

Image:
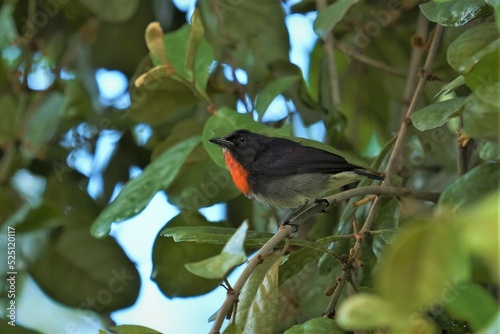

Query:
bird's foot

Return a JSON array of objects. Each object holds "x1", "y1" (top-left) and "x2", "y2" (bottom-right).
[
  {"x1": 282, "y1": 220, "x2": 299, "y2": 233},
  {"x1": 314, "y1": 198, "x2": 330, "y2": 213}
]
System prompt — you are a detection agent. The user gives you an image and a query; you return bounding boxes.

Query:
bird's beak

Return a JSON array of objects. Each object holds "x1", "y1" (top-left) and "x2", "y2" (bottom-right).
[{"x1": 209, "y1": 137, "x2": 234, "y2": 149}]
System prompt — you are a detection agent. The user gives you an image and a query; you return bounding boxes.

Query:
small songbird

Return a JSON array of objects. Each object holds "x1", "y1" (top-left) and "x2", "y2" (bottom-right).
[{"x1": 209, "y1": 129, "x2": 383, "y2": 211}]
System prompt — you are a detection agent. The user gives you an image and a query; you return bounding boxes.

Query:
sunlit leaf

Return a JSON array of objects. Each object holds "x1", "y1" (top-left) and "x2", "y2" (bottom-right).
[
  {"x1": 285, "y1": 317, "x2": 342, "y2": 334},
  {"x1": 337, "y1": 293, "x2": 393, "y2": 330},
  {"x1": 376, "y1": 221, "x2": 470, "y2": 314},
  {"x1": 185, "y1": 221, "x2": 248, "y2": 279},
  {"x1": 90, "y1": 136, "x2": 200, "y2": 238},
  {"x1": 420, "y1": 0, "x2": 492, "y2": 27},
  {"x1": 222, "y1": 322, "x2": 243, "y2": 334},
  {"x1": 236, "y1": 254, "x2": 280, "y2": 333},
  {"x1": 460, "y1": 191, "x2": 499, "y2": 282}
]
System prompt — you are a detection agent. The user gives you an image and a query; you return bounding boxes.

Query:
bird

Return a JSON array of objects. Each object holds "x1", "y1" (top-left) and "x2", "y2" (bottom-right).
[{"x1": 209, "y1": 129, "x2": 383, "y2": 221}]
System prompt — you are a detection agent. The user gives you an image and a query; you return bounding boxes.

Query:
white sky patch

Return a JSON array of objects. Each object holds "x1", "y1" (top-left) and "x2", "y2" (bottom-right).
[{"x1": 95, "y1": 68, "x2": 128, "y2": 106}]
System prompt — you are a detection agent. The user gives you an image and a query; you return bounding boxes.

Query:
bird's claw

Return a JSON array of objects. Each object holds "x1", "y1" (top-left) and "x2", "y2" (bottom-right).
[
  {"x1": 314, "y1": 198, "x2": 330, "y2": 213},
  {"x1": 282, "y1": 220, "x2": 299, "y2": 233}
]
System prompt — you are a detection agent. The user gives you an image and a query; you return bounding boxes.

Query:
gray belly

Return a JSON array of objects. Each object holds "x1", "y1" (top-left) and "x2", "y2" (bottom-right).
[{"x1": 249, "y1": 174, "x2": 340, "y2": 208}]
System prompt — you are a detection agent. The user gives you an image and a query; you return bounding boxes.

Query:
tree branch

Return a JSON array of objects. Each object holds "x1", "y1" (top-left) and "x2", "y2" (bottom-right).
[
  {"x1": 209, "y1": 224, "x2": 294, "y2": 334},
  {"x1": 323, "y1": 22, "x2": 444, "y2": 318},
  {"x1": 209, "y1": 184, "x2": 439, "y2": 332}
]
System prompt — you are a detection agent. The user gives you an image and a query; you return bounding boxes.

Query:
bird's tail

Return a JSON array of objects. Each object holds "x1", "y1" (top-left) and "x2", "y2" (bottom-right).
[{"x1": 353, "y1": 169, "x2": 384, "y2": 181}]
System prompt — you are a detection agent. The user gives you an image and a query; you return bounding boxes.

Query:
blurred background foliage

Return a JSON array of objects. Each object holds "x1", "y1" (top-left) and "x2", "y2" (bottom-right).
[{"x1": 0, "y1": 0, "x2": 498, "y2": 333}]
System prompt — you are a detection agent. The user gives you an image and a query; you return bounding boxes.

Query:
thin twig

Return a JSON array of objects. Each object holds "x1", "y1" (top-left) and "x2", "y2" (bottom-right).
[
  {"x1": 326, "y1": 185, "x2": 440, "y2": 205},
  {"x1": 336, "y1": 43, "x2": 407, "y2": 77},
  {"x1": 323, "y1": 23, "x2": 444, "y2": 318},
  {"x1": 400, "y1": 12, "x2": 429, "y2": 117},
  {"x1": 384, "y1": 25, "x2": 443, "y2": 186}
]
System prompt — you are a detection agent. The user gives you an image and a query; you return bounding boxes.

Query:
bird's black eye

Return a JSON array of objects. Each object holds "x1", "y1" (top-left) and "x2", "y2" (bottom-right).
[{"x1": 238, "y1": 136, "x2": 245, "y2": 143}]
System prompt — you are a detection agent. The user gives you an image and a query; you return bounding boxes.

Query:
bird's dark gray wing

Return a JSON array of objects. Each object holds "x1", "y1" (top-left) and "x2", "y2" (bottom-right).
[{"x1": 252, "y1": 138, "x2": 360, "y2": 176}]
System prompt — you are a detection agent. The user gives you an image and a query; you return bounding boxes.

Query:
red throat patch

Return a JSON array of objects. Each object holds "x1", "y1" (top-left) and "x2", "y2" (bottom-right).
[{"x1": 223, "y1": 151, "x2": 251, "y2": 195}]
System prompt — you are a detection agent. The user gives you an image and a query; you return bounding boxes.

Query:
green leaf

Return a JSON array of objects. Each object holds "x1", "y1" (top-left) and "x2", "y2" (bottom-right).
[
  {"x1": 447, "y1": 23, "x2": 500, "y2": 75},
  {"x1": 157, "y1": 24, "x2": 192, "y2": 81},
  {"x1": 14, "y1": 201, "x2": 64, "y2": 233},
  {"x1": 269, "y1": 61, "x2": 325, "y2": 125},
  {"x1": 463, "y1": 83, "x2": 500, "y2": 139},
  {"x1": 22, "y1": 92, "x2": 64, "y2": 157},
  {"x1": 202, "y1": 107, "x2": 292, "y2": 168},
  {"x1": 152, "y1": 211, "x2": 224, "y2": 297},
  {"x1": 285, "y1": 317, "x2": 342, "y2": 334},
  {"x1": 198, "y1": 0, "x2": 289, "y2": 89},
  {"x1": 222, "y1": 322, "x2": 243, "y2": 334},
  {"x1": 186, "y1": 10, "x2": 215, "y2": 97},
  {"x1": 313, "y1": 0, "x2": 358, "y2": 40},
  {"x1": 166, "y1": 145, "x2": 241, "y2": 210},
  {"x1": 255, "y1": 75, "x2": 300, "y2": 119},
  {"x1": 236, "y1": 254, "x2": 280, "y2": 333},
  {"x1": 29, "y1": 223, "x2": 140, "y2": 312},
  {"x1": 0, "y1": 94, "x2": 18, "y2": 144},
  {"x1": 485, "y1": 0, "x2": 500, "y2": 31},
  {"x1": 336, "y1": 294, "x2": 393, "y2": 330},
  {"x1": 376, "y1": 221, "x2": 470, "y2": 315},
  {"x1": 460, "y1": 190, "x2": 499, "y2": 282},
  {"x1": 78, "y1": 0, "x2": 139, "y2": 23},
  {"x1": 420, "y1": 0, "x2": 492, "y2": 27},
  {"x1": 100, "y1": 325, "x2": 161, "y2": 334},
  {"x1": 129, "y1": 76, "x2": 198, "y2": 126},
  {"x1": 90, "y1": 136, "x2": 200, "y2": 238},
  {"x1": 0, "y1": 2, "x2": 17, "y2": 48},
  {"x1": 185, "y1": 222, "x2": 248, "y2": 279},
  {"x1": 194, "y1": 38, "x2": 214, "y2": 96},
  {"x1": 376, "y1": 229, "x2": 399, "y2": 245},
  {"x1": 161, "y1": 225, "x2": 274, "y2": 246},
  {"x1": 438, "y1": 163, "x2": 500, "y2": 212},
  {"x1": 279, "y1": 247, "x2": 323, "y2": 286},
  {"x1": 446, "y1": 283, "x2": 497, "y2": 331},
  {"x1": 411, "y1": 97, "x2": 466, "y2": 131},
  {"x1": 435, "y1": 75, "x2": 467, "y2": 98},
  {"x1": 186, "y1": 10, "x2": 204, "y2": 73},
  {"x1": 480, "y1": 141, "x2": 500, "y2": 160},
  {"x1": 0, "y1": 318, "x2": 40, "y2": 333}
]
